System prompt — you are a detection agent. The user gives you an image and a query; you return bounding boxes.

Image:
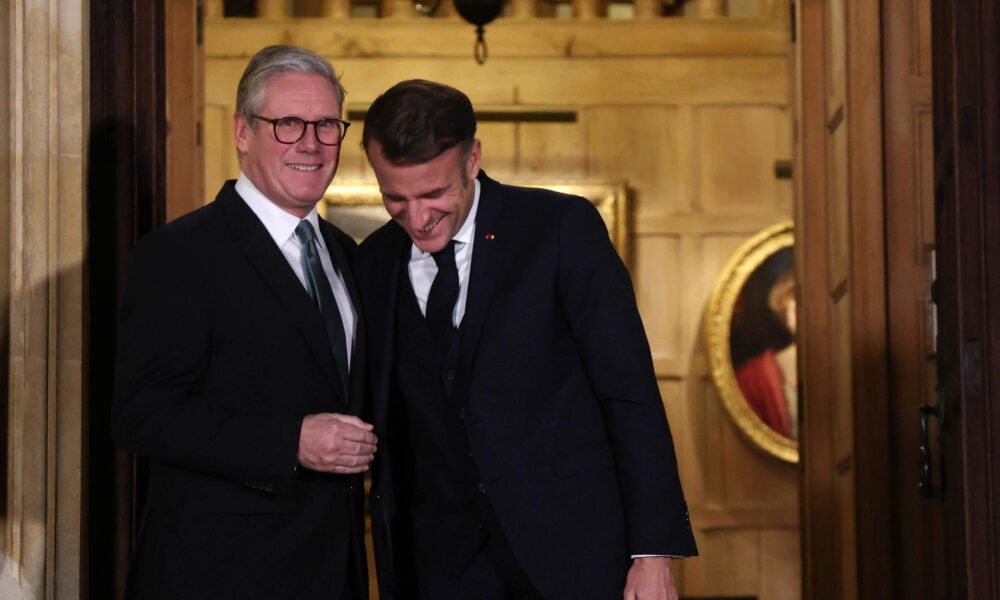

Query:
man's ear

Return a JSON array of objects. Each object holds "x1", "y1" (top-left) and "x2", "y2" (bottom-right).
[
  {"x1": 466, "y1": 139, "x2": 482, "y2": 181},
  {"x1": 233, "y1": 113, "x2": 253, "y2": 154}
]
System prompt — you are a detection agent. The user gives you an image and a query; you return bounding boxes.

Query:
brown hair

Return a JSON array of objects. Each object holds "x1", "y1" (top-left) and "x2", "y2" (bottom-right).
[{"x1": 362, "y1": 79, "x2": 476, "y2": 164}]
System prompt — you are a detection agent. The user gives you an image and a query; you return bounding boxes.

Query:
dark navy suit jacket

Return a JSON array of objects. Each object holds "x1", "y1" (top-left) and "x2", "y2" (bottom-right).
[
  {"x1": 359, "y1": 172, "x2": 697, "y2": 599},
  {"x1": 113, "y1": 181, "x2": 368, "y2": 599}
]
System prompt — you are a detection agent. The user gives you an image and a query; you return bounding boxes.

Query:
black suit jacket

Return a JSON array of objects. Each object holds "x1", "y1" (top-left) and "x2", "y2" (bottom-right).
[
  {"x1": 359, "y1": 172, "x2": 697, "y2": 599},
  {"x1": 112, "y1": 181, "x2": 368, "y2": 599}
]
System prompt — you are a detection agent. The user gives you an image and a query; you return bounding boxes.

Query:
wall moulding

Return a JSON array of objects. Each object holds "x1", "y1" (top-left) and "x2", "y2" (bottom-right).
[
  {"x1": 2, "y1": 1, "x2": 87, "y2": 598},
  {"x1": 205, "y1": 20, "x2": 790, "y2": 59}
]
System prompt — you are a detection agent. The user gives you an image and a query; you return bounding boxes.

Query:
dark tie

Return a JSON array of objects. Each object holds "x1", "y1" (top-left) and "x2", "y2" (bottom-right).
[
  {"x1": 295, "y1": 220, "x2": 350, "y2": 394},
  {"x1": 426, "y1": 240, "x2": 460, "y2": 347}
]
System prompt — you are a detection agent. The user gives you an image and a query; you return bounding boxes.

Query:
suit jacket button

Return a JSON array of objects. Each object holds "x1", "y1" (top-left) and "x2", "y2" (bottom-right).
[
  {"x1": 477, "y1": 482, "x2": 487, "y2": 494},
  {"x1": 447, "y1": 369, "x2": 456, "y2": 381},
  {"x1": 458, "y1": 407, "x2": 466, "y2": 421}
]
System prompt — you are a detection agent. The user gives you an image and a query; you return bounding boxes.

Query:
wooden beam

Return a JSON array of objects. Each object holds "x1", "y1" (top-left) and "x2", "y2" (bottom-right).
[{"x1": 204, "y1": 19, "x2": 790, "y2": 58}]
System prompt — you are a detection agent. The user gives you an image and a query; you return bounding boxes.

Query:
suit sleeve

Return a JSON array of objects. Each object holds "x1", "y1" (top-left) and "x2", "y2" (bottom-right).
[
  {"x1": 111, "y1": 232, "x2": 303, "y2": 492},
  {"x1": 556, "y1": 198, "x2": 697, "y2": 558}
]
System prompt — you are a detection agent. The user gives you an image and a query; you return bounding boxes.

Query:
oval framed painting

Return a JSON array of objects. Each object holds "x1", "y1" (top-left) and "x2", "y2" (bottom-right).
[{"x1": 704, "y1": 221, "x2": 798, "y2": 463}]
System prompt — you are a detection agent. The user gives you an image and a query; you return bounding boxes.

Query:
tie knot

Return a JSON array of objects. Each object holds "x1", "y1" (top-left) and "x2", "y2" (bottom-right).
[
  {"x1": 295, "y1": 220, "x2": 317, "y2": 245},
  {"x1": 431, "y1": 240, "x2": 456, "y2": 268}
]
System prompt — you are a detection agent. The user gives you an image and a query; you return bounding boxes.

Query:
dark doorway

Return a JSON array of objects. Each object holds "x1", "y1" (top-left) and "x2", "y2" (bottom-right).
[{"x1": 87, "y1": 1, "x2": 166, "y2": 598}]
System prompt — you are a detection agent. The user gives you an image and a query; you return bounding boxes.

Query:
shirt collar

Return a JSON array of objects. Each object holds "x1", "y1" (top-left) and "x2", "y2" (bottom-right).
[
  {"x1": 410, "y1": 178, "x2": 480, "y2": 260},
  {"x1": 235, "y1": 172, "x2": 323, "y2": 249},
  {"x1": 454, "y1": 178, "x2": 480, "y2": 245}
]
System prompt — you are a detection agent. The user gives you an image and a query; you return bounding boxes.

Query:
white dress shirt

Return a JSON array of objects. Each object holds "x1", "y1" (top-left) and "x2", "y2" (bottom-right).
[
  {"x1": 408, "y1": 179, "x2": 480, "y2": 325},
  {"x1": 235, "y1": 173, "x2": 357, "y2": 368}
]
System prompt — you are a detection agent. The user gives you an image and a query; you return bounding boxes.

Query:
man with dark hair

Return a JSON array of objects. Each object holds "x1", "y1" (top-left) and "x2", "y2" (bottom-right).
[
  {"x1": 113, "y1": 45, "x2": 374, "y2": 599},
  {"x1": 359, "y1": 79, "x2": 697, "y2": 600}
]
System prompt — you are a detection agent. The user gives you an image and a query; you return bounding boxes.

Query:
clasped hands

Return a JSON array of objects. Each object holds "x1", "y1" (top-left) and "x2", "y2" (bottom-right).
[{"x1": 298, "y1": 413, "x2": 377, "y2": 474}]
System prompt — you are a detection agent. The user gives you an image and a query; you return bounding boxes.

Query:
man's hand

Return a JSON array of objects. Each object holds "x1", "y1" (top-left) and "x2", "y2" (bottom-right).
[
  {"x1": 624, "y1": 557, "x2": 678, "y2": 600},
  {"x1": 297, "y1": 413, "x2": 377, "y2": 474}
]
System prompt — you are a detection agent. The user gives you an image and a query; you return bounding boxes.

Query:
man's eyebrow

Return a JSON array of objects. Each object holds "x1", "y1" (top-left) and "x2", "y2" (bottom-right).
[{"x1": 417, "y1": 186, "x2": 450, "y2": 199}]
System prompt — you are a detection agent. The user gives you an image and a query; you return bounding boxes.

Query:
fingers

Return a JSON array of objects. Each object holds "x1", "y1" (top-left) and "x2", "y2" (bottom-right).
[
  {"x1": 340, "y1": 426, "x2": 378, "y2": 445},
  {"x1": 330, "y1": 413, "x2": 374, "y2": 430},
  {"x1": 298, "y1": 413, "x2": 379, "y2": 473}
]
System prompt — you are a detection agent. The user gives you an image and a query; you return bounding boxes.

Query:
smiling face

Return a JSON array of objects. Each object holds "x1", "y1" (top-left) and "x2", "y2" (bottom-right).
[
  {"x1": 234, "y1": 72, "x2": 343, "y2": 218},
  {"x1": 368, "y1": 139, "x2": 481, "y2": 254}
]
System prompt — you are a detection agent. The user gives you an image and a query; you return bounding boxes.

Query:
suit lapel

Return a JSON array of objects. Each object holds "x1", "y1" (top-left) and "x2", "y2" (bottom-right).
[
  {"x1": 459, "y1": 174, "x2": 507, "y2": 374},
  {"x1": 217, "y1": 186, "x2": 347, "y2": 406},
  {"x1": 368, "y1": 226, "x2": 409, "y2": 435},
  {"x1": 375, "y1": 230, "x2": 408, "y2": 381}
]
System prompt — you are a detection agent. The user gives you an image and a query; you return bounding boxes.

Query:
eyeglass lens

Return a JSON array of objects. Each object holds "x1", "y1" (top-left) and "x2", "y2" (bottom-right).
[{"x1": 274, "y1": 117, "x2": 346, "y2": 145}]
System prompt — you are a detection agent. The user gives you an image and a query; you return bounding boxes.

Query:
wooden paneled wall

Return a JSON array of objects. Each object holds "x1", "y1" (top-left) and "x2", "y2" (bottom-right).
[{"x1": 198, "y1": 5, "x2": 798, "y2": 598}]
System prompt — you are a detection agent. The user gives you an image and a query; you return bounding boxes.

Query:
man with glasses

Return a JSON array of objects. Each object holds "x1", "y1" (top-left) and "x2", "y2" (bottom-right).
[
  {"x1": 113, "y1": 45, "x2": 373, "y2": 599},
  {"x1": 359, "y1": 80, "x2": 697, "y2": 600}
]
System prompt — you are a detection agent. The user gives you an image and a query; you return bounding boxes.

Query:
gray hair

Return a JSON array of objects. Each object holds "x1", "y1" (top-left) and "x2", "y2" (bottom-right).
[{"x1": 235, "y1": 45, "x2": 345, "y2": 120}]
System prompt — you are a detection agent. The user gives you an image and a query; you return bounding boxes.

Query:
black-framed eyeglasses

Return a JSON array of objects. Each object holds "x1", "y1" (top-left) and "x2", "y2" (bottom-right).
[{"x1": 252, "y1": 115, "x2": 351, "y2": 146}]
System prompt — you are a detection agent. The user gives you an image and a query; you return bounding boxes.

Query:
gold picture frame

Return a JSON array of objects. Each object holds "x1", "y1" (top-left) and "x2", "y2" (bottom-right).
[
  {"x1": 322, "y1": 181, "x2": 630, "y2": 264},
  {"x1": 704, "y1": 221, "x2": 798, "y2": 463}
]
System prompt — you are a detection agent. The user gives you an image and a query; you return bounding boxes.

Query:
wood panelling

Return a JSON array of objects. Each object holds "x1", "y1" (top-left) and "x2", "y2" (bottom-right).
[
  {"x1": 634, "y1": 212, "x2": 795, "y2": 234},
  {"x1": 825, "y1": 121, "x2": 849, "y2": 288},
  {"x1": 697, "y1": 105, "x2": 791, "y2": 215},
  {"x1": 205, "y1": 56, "x2": 790, "y2": 108},
  {"x1": 931, "y1": 0, "x2": 1000, "y2": 593},
  {"x1": 721, "y1": 412, "x2": 798, "y2": 508},
  {"x1": 760, "y1": 530, "x2": 802, "y2": 600},
  {"x1": 202, "y1": 11, "x2": 797, "y2": 598},
  {"x1": 475, "y1": 122, "x2": 518, "y2": 179},
  {"x1": 884, "y1": 0, "x2": 943, "y2": 596},
  {"x1": 830, "y1": 294, "x2": 853, "y2": 465},
  {"x1": 203, "y1": 103, "x2": 234, "y2": 203},
  {"x1": 587, "y1": 105, "x2": 687, "y2": 219},
  {"x1": 519, "y1": 121, "x2": 586, "y2": 177},
  {"x1": 166, "y1": 0, "x2": 205, "y2": 221},
  {"x1": 795, "y1": 1, "x2": 836, "y2": 596},
  {"x1": 836, "y1": 468, "x2": 858, "y2": 599},
  {"x1": 797, "y1": 0, "x2": 900, "y2": 596},
  {"x1": 336, "y1": 116, "x2": 372, "y2": 180},
  {"x1": 845, "y1": 0, "x2": 892, "y2": 593},
  {"x1": 680, "y1": 530, "x2": 768, "y2": 597},
  {"x1": 634, "y1": 235, "x2": 683, "y2": 357},
  {"x1": 205, "y1": 20, "x2": 790, "y2": 58},
  {"x1": 825, "y1": 0, "x2": 846, "y2": 117}
]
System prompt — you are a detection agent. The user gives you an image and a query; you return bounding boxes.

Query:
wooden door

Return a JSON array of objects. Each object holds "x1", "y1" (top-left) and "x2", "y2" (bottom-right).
[
  {"x1": 931, "y1": 0, "x2": 1000, "y2": 596},
  {"x1": 883, "y1": 0, "x2": 948, "y2": 597},
  {"x1": 795, "y1": 1, "x2": 892, "y2": 597},
  {"x1": 799, "y1": 0, "x2": 1000, "y2": 597}
]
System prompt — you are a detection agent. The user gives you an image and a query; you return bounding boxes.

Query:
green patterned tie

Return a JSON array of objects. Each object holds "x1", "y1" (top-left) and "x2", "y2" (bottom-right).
[{"x1": 295, "y1": 220, "x2": 350, "y2": 394}]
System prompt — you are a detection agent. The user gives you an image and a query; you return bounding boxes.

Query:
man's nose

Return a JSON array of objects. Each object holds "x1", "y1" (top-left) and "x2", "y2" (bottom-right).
[
  {"x1": 403, "y1": 202, "x2": 430, "y2": 230},
  {"x1": 297, "y1": 123, "x2": 322, "y2": 151}
]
